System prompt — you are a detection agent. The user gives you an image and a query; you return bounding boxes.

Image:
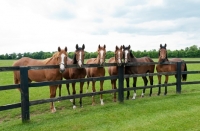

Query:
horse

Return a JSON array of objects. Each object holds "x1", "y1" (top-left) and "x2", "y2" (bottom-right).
[
  {"x1": 12, "y1": 47, "x2": 68, "y2": 113},
  {"x1": 86, "y1": 44, "x2": 106, "y2": 105},
  {"x1": 156, "y1": 43, "x2": 187, "y2": 95},
  {"x1": 107, "y1": 45, "x2": 123, "y2": 102},
  {"x1": 122, "y1": 45, "x2": 155, "y2": 99},
  {"x1": 58, "y1": 44, "x2": 86, "y2": 109}
]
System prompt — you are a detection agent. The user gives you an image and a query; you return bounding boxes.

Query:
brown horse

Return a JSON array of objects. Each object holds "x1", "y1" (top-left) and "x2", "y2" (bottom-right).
[
  {"x1": 107, "y1": 45, "x2": 123, "y2": 102},
  {"x1": 13, "y1": 47, "x2": 68, "y2": 113},
  {"x1": 156, "y1": 44, "x2": 187, "y2": 95},
  {"x1": 59, "y1": 44, "x2": 86, "y2": 109},
  {"x1": 122, "y1": 45, "x2": 155, "y2": 99},
  {"x1": 86, "y1": 44, "x2": 106, "y2": 105}
]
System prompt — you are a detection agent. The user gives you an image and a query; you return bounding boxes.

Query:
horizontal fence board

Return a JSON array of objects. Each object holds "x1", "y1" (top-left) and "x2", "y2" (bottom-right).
[
  {"x1": 29, "y1": 76, "x2": 118, "y2": 87},
  {"x1": 30, "y1": 89, "x2": 118, "y2": 106},
  {"x1": 123, "y1": 82, "x2": 177, "y2": 91},
  {"x1": 0, "y1": 103, "x2": 21, "y2": 111},
  {"x1": 0, "y1": 66, "x2": 20, "y2": 72},
  {"x1": 0, "y1": 84, "x2": 20, "y2": 91}
]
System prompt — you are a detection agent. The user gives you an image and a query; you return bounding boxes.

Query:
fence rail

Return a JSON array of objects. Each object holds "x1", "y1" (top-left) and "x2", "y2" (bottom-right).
[{"x1": 0, "y1": 61, "x2": 200, "y2": 122}]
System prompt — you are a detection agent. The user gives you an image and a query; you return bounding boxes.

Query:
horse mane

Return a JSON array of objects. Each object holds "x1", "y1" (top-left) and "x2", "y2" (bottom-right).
[
  {"x1": 73, "y1": 54, "x2": 77, "y2": 64},
  {"x1": 130, "y1": 50, "x2": 135, "y2": 58},
  {"x1": 43, "y1": 51, "x2": 58, "y2": 65}
]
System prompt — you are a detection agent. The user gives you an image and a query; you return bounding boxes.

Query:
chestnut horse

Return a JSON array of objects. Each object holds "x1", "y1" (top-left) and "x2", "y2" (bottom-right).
[
  {"x1": 107, "y1": 45, "x2": 123, "y2": 102},
  {"x1": 58, "y1": 44, "x2": 86, "y2": 109},
  {"x1": 122, "y1": 45, "x2": 155, "y2": 99},
  {"x1": 13, "y1": 47, "x2": 68, "y2": 113},
  {"x1": 156, "y1": 44, "x2": 187, "y2": 95},
  {"x1": 86, "y1": 45, "x2": 106, "y2": 105}
]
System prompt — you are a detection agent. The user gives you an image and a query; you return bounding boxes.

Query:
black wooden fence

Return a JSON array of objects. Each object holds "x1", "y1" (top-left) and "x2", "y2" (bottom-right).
[{"x1": 1, "y1": 61, "x2": 200, "y2": 123}]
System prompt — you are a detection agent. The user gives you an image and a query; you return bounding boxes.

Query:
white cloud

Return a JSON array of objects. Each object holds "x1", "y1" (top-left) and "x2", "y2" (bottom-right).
[{"x1": 0, "y1": 0, "x2": 199, "y2": 55}]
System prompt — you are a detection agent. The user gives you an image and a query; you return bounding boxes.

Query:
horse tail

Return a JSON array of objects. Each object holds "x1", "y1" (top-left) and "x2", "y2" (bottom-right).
[{"x1": 182, "y1": 62, "x2": 187, "y2": 81}]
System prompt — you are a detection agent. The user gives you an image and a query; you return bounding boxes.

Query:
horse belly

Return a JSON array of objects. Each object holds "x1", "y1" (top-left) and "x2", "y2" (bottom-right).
[{"x1": 28, "y1": 70, "x2": 46, "y2": 82}]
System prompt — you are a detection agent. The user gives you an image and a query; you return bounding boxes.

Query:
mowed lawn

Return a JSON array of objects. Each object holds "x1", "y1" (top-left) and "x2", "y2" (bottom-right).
[{"x1": 0, "y1": 58, "x2": 200, "y2": 131}]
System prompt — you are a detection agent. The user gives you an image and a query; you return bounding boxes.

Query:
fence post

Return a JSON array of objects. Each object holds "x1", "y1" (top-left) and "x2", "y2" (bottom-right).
[
  {"x1": 20, "y1": 66, "x2": 30, "y2": 122},
  {"x1": 118, "y1": 64, "x2": 124, "y2": 102},
  {"x1": 176, "y1": 62, "x2": 182, "y2": 93}
]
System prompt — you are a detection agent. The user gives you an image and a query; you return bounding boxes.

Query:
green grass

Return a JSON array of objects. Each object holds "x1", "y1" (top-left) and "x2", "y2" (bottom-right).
[{"x1": 0, "y1": 58, "x2": 200, "y2": 131}]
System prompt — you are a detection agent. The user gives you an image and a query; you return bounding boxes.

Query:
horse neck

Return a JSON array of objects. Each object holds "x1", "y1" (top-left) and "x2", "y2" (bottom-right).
[
  {"x1": 130, "y1": 55, "x2": 137, "y2": 62},
  {"x1": 44, "y1": 57, "x2": 57, "y2": 65},
  {"x1": 95, "y1": 54, "x2": 101, "y2": 64}
]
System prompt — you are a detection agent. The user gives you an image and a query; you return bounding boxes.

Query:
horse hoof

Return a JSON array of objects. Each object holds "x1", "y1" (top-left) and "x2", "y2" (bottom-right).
[
  {"x1": 113, "y1": 99, "x2": 117, "y2": 102},
  {"x1": 132, "y1": 97, "x2": 136, "y2": 100},
  {"x1": 51, "y1": 108, "x2": 56, "y2": 113},
  {"x1": 73, "y1": 105, "x2": 76, "y2": 109},
  {"x1": 70, "y1": 99, "x2": 73, "y2": 102}
]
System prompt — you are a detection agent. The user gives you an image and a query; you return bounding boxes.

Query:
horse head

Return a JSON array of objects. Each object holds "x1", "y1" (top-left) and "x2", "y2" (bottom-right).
[
  {"x1": 97, "y1": 44, "x2": 106, "y2": 66},
  {"x1": 159, "y1": 43, "x2": 168, "y2": 63},
  {"x1": 57, "y1": 47, "x2": 68, "y2": 73},
  {"x1": 73, "y1": 44, "x2": 85, "y2": 67},
  {"x1": 115, "y1": 45, "x2": 123, "y2": 66},
  {"x1": 122, "y1": 45, "x2": 131, "y2": 63}
]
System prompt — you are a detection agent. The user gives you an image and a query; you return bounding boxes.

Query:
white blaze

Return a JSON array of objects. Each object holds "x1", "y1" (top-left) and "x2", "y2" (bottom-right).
[
  {"x1": 78, "y1": 51, "x2": 82, "y2": 67},
  {"x1": 60, "y1": 53, "x2": 66, "y2": 71}
]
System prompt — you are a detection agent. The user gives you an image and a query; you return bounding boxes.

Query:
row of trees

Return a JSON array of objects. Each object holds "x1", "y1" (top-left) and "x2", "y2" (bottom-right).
[{"x1": 0, "y1": 45, "x2": 200, "y2": 60}]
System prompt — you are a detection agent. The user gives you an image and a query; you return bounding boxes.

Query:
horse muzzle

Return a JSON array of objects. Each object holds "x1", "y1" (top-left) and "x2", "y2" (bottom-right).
[{"x1": 59, "y1": 63, "x2": 66, "y2": 73}]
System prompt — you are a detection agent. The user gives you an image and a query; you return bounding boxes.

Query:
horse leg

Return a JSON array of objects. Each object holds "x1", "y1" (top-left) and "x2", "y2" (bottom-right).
[
  {"x1": 164, "y1": 75, "x2": 169, "y2": 95},
  {"x1": 132, "y1": 77, "x2": 137, "y2": 100},
  {"x1": 80, "y1": 82, "x2": 84, "y2": 107},
  {"x1": 66, "y1": 83, "x2": 73, "y2": 102},
  {"x1": 100, "y1": 80, "x2": 104, "y2": 105},
  {"x1": 86, "y1": 80, "x2": 90, "y2": 93},
  {"x1": 58, "y1": 84, "x2": 62, "y2": 97},
  {"x1": 66, "y1": 83, "x2": 70, "y2": 95},
  {"x1": 113, "y1": 79, "x2": 117, "y2": 102},
  {"x1": 157, "y1": 75, "x2": 162, "y2": 96},
  {"x1": 149, "y1": 75, "x2": 154, "y2": 97},
  {"x1": 92, "y1": 81, "x2": 96, "y2": 106},
  {"x1": 141, "y1": 76, "x2": 148, "y2": 97},
  {"x1": 126, "y1": 78, "x2": 130, "y2": 99},
  {"x1": 49, "y1": 85, "x2": 57, "y2": 113},
  {"x1": 72, "y1": 83, "x2": 76, "y2": 109}
]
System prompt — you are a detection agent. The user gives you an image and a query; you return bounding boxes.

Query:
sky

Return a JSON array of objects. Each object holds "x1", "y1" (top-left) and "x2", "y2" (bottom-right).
[{"x1": 0, "y1": 0, "x2": 200, "y2": 55}]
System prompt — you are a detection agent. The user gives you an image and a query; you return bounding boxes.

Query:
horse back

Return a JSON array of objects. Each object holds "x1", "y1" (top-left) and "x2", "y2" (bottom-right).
[
  {"x1": 135, "y1": 57, "x2": 155, "y2": 74},
  {"x1": 86, "y1": 58, "x2": 105, "y2": 77}
]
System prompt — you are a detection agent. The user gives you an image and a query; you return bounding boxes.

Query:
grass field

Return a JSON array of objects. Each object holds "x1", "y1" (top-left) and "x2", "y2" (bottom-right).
[{"x1": 0, "y1": 58, "x2": 200, "y2": 131}]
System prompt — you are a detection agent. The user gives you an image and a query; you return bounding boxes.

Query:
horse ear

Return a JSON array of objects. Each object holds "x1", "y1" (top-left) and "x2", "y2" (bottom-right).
[
  {"x1": 160, "y1": 44, "x2": 162, "y2": 48},
  {"x1": 128, "y1": 45, "x2": 131, "y2": 49},
  {"x1": 76, "y1": 44, "x2": 78, "y2": 50},
  {"x1": 122, "y1": 45, "x2": 125, "y2": 49},
  {"x1": 164, "y1": 43, "x2": 167, "y2": 48},
  {"x1": 104, "y1": 44, "x2": 106, "y2": 49},
  {"x1": 65, "y1": 47, "x2": 67, "y2": 52},
  {"x1": 58, "y1": 47, "x2": 61, "y2": 52},
  {"x1": 120, "y1": 45, "x2": 123, "y2": 50},
  {"x1": 98, "y1": 44, "x2": 100, "y2": 49},
  {"x1": 116, "y1": 46, "x2": 118, "y2": 50},
  {"x1": 82, "y1": 44, "x2": 85, "y2": 50}
]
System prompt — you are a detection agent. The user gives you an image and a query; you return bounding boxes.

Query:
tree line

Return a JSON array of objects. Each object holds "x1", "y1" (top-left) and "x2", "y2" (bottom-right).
[{"x1": 0, "y1": 45, "x2": 200, "y2": 60}]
